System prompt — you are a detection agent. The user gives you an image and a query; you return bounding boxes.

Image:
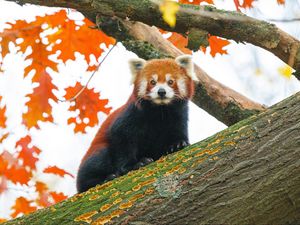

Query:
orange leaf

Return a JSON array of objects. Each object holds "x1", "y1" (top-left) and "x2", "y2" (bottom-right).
[
  {"x1": 10, "y1": 197, "x2": 37, "y2": 218},
  {"x1": 207, "y1": 35, "x2": 230, "y2": 57},
  {"x1": 35, "y1": 181, "x2": 52, "y2": 207},
  {"x1": 50, "y1": 191, "x2": 68, "y2": 203},
  {"x1": 277, "y1": 0, "x2": 285, "y2": 4},
  {"x1": 233, "y1": 0, "x2": 254, "y2": 10},
  {"x1": 165, "y1": 32, "x2": 191, "y2": 54},
  {"x1": 35, "y1": 181, "x2": 48, "y2": 194},
  {"x1": 43, "y1": 165, "x2": 74, "y2": 178},
  {"x1": 16, "y1": 135, "x2": 41, "y2": 169},
  {"x1": 5, "y1": 165, "x2": 32, "y2": 185},
  {"x1": 23, "y1": 73, "x2": 57, "y2": 128},
  {"x1": 0, "y1": 97, "x2": 6, "y2": 128},
  {"x1": 64, "y1": 82, "x2": 111, "y2": 133},
  {"x1": 0, "y1": 176, "x2": 7, "y2": 194},
  {"x1": 48, "y1": 11, "x2": 115, "y2": 68},
  {"x1": 0, "y1": 218, "x2": 7, "y2": 223},
  {"x1": 179, "y1": 0, "x2": 213, "y2": 4}
]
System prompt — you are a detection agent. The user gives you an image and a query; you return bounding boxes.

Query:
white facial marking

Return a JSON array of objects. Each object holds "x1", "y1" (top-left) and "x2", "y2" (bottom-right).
[
  {"x1": 177, "y1": 78, "x2": 187, "y2": 97},
  {"x1": 152, "y1": 74, "x2": 158, "y2": 81},
  {"x1": 166, "y1": 73, "x2": 172, "y2": 81},
  {"x1": 138, "y1": 79, "x2": 148, "y2": 96},
  {"x1": 149, "y1": 83, "x2": 174, "y2": 104}
]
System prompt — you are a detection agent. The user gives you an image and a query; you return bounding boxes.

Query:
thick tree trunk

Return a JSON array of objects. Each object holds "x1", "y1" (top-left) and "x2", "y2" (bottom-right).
[{"x1": 4, "y1": 92, "x2": 300, "y2": 225}]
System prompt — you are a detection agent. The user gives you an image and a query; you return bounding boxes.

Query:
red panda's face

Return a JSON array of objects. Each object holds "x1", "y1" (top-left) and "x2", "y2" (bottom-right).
[{"x1": 129, "y1": 55, "x2": 197, "y2": 105}]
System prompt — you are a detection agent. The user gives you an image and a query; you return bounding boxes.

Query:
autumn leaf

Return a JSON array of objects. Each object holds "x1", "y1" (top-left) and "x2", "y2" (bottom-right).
[
  {"x1": 277, "y1": 0, "x2": 285, "y2": 4},
  {"x1": 64, "y1": 82, "x2": 111, "y2": 133},
  {"x1": 159, "y1": 0, "x2": 180, "y2": 28},
  {"x1": 0, "y1": 218, "x2": 7, "y2": 223},
  {"x1": 47, "y1": 11, "x2": 115, "y2": 69},
  {"x1": 5, "y1": 166, "x2": 32, "y2": 185},
  {"x1": 0, "y1": 97, "x2": 6, "y2": 128},
  {"x1": 163, "y1": 31, "x2": 191, "y2": 54},
  {"x1": 205, "y1": 35, "x2": 230, "y2": 57},
  {"x1": 278, "y1": 65, "x2": 293, "y2": 79},
  {"x1": 16, "y1": 135, "x2": 41, "y2": 169},
  {"x1": 23, "y1": 73, "x2": 57, "y2": 128},
  {"x1": 35, "y1": 181, "x2": 48, "y2": 194},
  {"x1": 11, "y1": 197, "x2": 37, "y2": 218},
  {"x1": 233, "y1": 0, "x2": 254, "y2": 11},
  {"x1": 179, "y1": 0, "x2": 214, "y2": 4},
  {"x1": 0, "y1": 176, "x2": 7, "y2": 194},
  {"x1": 43, "y1": 165, "x2": 74, "y2": 178},
  {"x1": 50, "y1": 191, "x2": 68, "y2": 203}
]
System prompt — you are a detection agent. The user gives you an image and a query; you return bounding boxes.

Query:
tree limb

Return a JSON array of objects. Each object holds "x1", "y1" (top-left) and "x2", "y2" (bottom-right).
[
  {"x1": 6, "y1": 0, "x2": 300, "y2": 79},
  {"x1": 4, "y1": 91, "x2": 300, "y2": 225},
  {"x1": 117, "y1": 20, "x2": 265, "y2": 125}
]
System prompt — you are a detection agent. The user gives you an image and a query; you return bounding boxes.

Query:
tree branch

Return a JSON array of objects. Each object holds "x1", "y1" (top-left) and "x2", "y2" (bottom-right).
[
  {"x1": 6, "y1": 0, "x2": 300, "y2": 79},
  {"x1": 116, "y1": 20, "x2": 265, "y2": 125},
  {"x1": 4, "y1": 91, "x2": 300, "y2": 225}
]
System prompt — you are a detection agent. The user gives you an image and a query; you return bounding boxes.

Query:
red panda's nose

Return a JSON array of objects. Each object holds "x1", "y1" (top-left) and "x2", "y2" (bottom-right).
[{"x1": 158, "y1": 88, "x2": 166, "y2": 98}]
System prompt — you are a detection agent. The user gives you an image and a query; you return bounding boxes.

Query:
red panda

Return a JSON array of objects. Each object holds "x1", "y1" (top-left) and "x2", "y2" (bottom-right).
[{"x1": 76, "y1": 55, "x2": 197, "y2": 193}]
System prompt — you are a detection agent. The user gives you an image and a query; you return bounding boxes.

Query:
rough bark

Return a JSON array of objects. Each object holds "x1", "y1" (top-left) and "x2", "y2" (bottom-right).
[
  {"x1": 7, "y1": 0, "x2": 300, "y2": 79},
  {"x1": 4, "y1": 91, "x2": 300, "y2": 225}
]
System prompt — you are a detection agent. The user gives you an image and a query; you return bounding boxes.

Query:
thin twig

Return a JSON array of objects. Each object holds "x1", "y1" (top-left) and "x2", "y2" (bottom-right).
[{"x1": 59, "y1": 43, "x2": 117, "y2": 102}]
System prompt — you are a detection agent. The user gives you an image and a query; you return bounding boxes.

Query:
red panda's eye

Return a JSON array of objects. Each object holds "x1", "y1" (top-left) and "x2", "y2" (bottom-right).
[
  {"x1": 150, "y1": 80, "x2": 157, "y2": 85},
  {"x1": 168, "y1": 80, "x2": 174, "y2": 86}
]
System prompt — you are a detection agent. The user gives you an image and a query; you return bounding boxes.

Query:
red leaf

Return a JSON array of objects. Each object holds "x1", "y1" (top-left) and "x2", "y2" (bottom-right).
[
  {"x1": 0, "y1": 176, "x2": 7, "y2": 194},
  {"x1": 35, "y1": 181, "x2": 48, "y2": 194},
  {"x1": 0, "y1": 97, "x2": 6, "y2": 128},
  {"x1": 48, "y1": 11, "x2": 115, "y2": 69},
  {"x1": 10, "y1": 197, "x2": 37, "y2": 218},
  {"x1": 233, "y1": 0, "x2": 254, "y2": 10},
  {"x1": 16, "y1": 135, "x2": 41, "y2": 169},
  {"x1": 206, "y1": 35, "x2": 230, "y2": 57},
  {"x1": 5, "y1": 166, "x2": 32, "y2": 185},
  {"x1": 50, "y1": 191, "x2": 68, "y2": 203},
  {"x1": 43, "y1": 166, "x2": 74, "y2": 178},
  {"x1": 64, "y1": 82, "x2": 111, "y2": 133},
  {"x1": 164, "y1": 32, "x2": 191, "y2": 54},
  {"x1": 23, "y1": 73, "x2": 57, "y2": 128}
]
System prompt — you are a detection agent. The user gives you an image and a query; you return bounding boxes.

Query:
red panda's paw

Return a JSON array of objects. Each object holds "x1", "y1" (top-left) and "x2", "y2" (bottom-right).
[
  {"x1": 105, "y1": 173, "x2": 119, "y2": 182},
  {"x1": 168, "y1": 140, "x2": 189, "y2": 153},
  {"x1": 133, "y1": 157, "x2": 154, "y2": 170}
]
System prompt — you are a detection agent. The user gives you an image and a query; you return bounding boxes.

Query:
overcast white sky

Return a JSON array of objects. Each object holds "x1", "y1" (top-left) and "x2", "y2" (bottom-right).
[{"x1": 0, "y1": 0, "x2": 300, "y2": 219}]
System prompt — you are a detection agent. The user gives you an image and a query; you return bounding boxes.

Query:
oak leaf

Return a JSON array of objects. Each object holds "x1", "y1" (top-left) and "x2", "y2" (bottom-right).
[
  {"x1": 0, "y1": 96, "x2": 6, "y2": 128},
  {"x1": 23, "y1": 73, "x2": 57, "y2": 128},
  {"x1": 159, "y1": 1, "x2": 180, "y2": 28},
  {"x1": 5, "y1": 165, "x2": 32, "y2": 185},
  {"x1": 204, "y1": 35, "x2": 230, "y2": 57},
  {"x1": 16, "y1": 135, "x2": 41, "y2": 169},
  {"x1": 43, "y1": 165, "x2": 74, "y2": 178},
  {"x1": 64, "y1": 82, "x2": 111, "y2": 133},
  {"x1": 10, "y1": 197, "x2": 37, "y2": 218},
  {"x1": 50, "y1": 191, "x2": 68, "y2": 203}
]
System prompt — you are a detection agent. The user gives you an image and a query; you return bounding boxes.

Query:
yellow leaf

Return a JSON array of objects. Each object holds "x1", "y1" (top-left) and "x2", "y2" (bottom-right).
[
  {"x1": 160, "y1": 0, "x2": 179, "y2": 27},
  {"x1": 254, "y1": 68, "x2": 262, "y2": 76},
  {"x1": 278, "y1": 65, "x2": 293, "y2": 79}
]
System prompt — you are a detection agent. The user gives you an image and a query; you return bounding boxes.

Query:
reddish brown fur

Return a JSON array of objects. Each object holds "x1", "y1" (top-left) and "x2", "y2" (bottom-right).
[{"x1": 133, "y1": 59, "x2": 194, "y2": 99}]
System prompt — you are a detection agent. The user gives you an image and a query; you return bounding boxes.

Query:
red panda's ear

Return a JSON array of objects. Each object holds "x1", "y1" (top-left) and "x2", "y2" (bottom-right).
[
  {"x1": 128, "y1": 58, "x2": 146, "y2": 84},
  {"x1": 175, "y1": 55, "x2": 198, "y2": 81}
]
